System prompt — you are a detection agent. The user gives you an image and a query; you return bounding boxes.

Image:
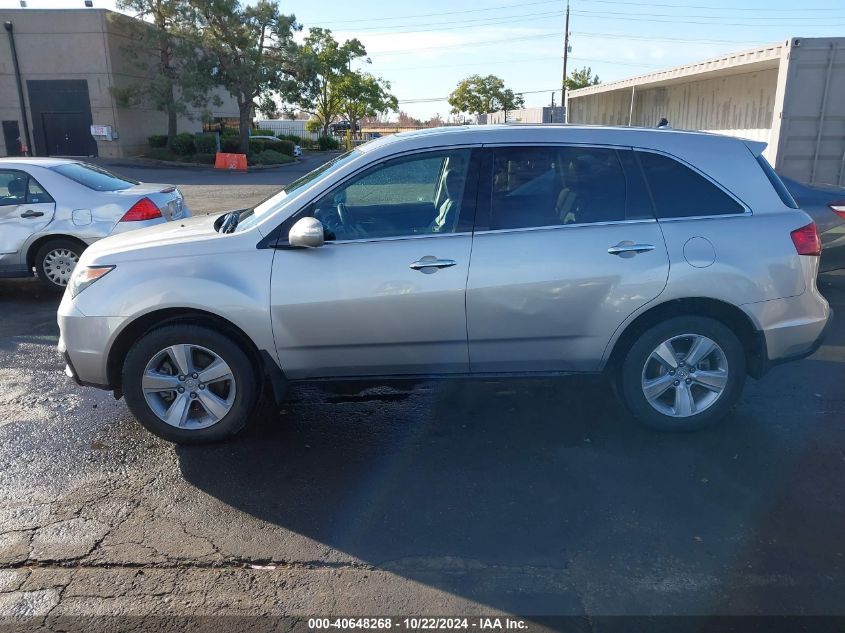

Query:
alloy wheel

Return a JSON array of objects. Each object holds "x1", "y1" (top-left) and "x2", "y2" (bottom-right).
[
  {"x1": 142, "y1": 344, "x2": 236, "y2": 430},
  {"x1": 641, "y1": 333, "x2": 729, "y2": 418}
]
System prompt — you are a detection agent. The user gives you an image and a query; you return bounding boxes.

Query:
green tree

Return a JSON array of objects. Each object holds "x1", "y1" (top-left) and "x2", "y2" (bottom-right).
[
  {"x1": 113, "y1": 0, "x2": 218, "y2": 147},
  {"x1": 337, "y1": 72, "x2": 397, "y2": 142},
  {"x1": 189, "y1": 0, "x2": 299, "y2": 153},
  {"x1": 282, "y1": 28, "x2": 367, "y2": 137},
  {"x1": 447, "y1": 74, "x2": 525, "y2": 118},
  {"x1": 565, "y1": 66, "x2": 601, "y2": 91}
]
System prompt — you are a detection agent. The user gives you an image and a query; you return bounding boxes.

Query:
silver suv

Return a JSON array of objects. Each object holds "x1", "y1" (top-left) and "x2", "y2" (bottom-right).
[{"x1": 58, "y1": 126, "x2": 831, "y2": 444}]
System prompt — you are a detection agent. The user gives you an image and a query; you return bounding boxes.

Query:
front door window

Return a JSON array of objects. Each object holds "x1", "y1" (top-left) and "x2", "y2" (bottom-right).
[{"x1": 310, "y1": 149, "x2": 472, "y2": 241}]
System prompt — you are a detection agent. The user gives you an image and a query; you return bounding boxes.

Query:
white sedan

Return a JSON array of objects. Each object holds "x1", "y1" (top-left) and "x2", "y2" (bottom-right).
[{"x1": 0, "y1": 158, "x2": 189, "y2": 289}]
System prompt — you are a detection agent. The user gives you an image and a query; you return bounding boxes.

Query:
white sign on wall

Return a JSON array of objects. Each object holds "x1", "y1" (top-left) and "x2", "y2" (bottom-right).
[{"x1": 90, "y1": 125, "x2": 113, "y2": 140}]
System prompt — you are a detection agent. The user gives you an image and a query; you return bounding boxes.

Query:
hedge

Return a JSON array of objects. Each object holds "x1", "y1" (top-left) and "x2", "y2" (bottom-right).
[
  {"x1": 170, "y1": 132, "x2": 195, "y2": 156},
  {"x1": 249, "y1": 149, "x2": 294, "y2": 166},
  {"x1": 148, "y1": 134, "x2": 168, "y2": 148},
  {"x1": 318, "y1": 135, "x2": 339, "y2": 151},
  {"x1": 194, "y1": 134, "x2": 217, "y2": 154}
]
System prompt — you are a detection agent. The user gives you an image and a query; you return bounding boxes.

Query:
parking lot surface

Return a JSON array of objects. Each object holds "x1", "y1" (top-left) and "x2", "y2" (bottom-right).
[{"x1": 0, "y1": 168, "x2": 843, "y2": 625}]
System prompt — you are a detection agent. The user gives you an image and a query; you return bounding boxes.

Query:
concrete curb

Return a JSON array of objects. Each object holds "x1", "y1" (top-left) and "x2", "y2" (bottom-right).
[{"x1": 105, "y1": 157, "x2": 301, "y2": 172}]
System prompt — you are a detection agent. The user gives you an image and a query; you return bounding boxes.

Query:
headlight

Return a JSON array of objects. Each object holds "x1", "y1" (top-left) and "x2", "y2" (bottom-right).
[{"x1": 69, "y1": 265, "x2": 115, "y2": 298}]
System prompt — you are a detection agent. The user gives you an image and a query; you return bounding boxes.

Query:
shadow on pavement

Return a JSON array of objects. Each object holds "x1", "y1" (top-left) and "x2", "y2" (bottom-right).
[{"x1": 176, "y1": 364, "x2": 845, "y2": 615}]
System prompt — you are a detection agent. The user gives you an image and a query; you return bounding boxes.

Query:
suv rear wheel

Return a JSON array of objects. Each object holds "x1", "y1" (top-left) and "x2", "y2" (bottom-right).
[
  {"x1": 122, "y1": 325, "x2": 259, "y2": 444},
  {"x1": 620, "y1": 316, "x2": 746, "y2": 431}
]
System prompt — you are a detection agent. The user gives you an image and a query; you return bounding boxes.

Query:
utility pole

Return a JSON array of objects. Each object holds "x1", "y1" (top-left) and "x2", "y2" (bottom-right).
[
  {"x1": 550, "y1": 91, "x2": 556, "y2": 123},
  {"x1": 560, "y1": 0, "x2": 570, "y2": 123}
]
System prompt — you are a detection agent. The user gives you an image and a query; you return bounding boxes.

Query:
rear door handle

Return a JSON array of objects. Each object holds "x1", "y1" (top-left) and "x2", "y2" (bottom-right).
[
  {"x1": 410, "y1": 256, "x2": 457, "y2": 272},
  {"x1": 607, "y1": 242, "x2": 655, "y2": 256},
  {"x1": 21, "y1": 210, "x2": 44, "y2": 219}
]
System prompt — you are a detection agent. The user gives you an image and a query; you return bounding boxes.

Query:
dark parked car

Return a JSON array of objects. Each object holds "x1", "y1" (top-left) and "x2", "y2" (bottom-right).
[
  {"x1": 329, "y1": 120, "x2": 360, "y2": 134},
  {"x1": 780, "y1": 175, "x2": 845, "y2": 272}
]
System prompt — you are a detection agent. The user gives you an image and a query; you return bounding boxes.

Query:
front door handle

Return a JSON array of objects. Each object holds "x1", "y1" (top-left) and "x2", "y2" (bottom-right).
[
  {"x1": 21, "y1": 210, "x2": 44, "y2": 219},
  {"x1": 607, "y1": 242, "x2": 655, "y2": 257},
  {"x1": 410, "y1": 256, "x2": 457, "y2": 272}
]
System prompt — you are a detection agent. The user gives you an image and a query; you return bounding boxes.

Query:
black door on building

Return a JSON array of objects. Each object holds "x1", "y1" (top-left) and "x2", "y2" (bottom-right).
[
  {"x1": 41, "y1": 112, "x2": 92, "y2": 157},
  {"x1": 2, "y1": 121, "x2": 21, "y2": 156},
  {"x1": 26, "y1": 80, "x2": 97, "y2": 157}
]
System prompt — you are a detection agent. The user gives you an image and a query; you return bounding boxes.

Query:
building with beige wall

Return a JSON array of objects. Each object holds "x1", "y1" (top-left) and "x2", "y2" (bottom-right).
[
  {"x1": 567, "y1": 37, "x2": 845, "y2": 186},
  {"x1": 0, "y1": 7, "x2": 238, "y2": 159}
]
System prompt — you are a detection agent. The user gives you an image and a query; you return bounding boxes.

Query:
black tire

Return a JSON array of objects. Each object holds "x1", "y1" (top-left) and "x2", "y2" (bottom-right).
[
  {"x1": 122, "y1": 325, "x2": 259, "y2": 444},
  {"x1": 34, "y1": 238, "x2": 85, "y2": 290},
  {"x1": 619, "y1": 316, "x2": 746, "y2": 432}
]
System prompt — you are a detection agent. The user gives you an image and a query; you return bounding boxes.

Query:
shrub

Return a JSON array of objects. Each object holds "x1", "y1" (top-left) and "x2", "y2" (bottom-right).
[
  {"x1": 249, "y1": 149, "x2": 294, "y2": 166},
  {"x1": 221, "y1": 127, "x2": 239, "y2": 137},
  {"x1": 253, "y1": 128, "x2": 275, "y2": 136},
  {"x1": 317, "y1": 135, "x2": 339, "y2": 151},
  {"x1": 148, "y1": 134, "x2": 168, "y2": 148},
  {"x1": 194, "y1": 134, "x2": 217, "y2": 154},
  {"x1": 270, "y1": 139, "x2": 295, "y2": 156},
  {"x1": 144, "y1": 147, "x2": 175, "y2": 161},
  {"x1": 248, "y1": 138, "x2": 267, "y2": 154},
  {"x1": 221, "y1": 137, "x2": 241, "y2": 153},
  {"x1": 192, "y1": 153, "x2": 216, "y2": 165},
  {"x1": 277, "y1": 134, "x2": 301, "y2": 144},
  {"x1": 170, "y1": 132, "x2": 195, "y2": 156},
  {"x1": 299, "y1": 138, "x2": 315, "y2": 150}
]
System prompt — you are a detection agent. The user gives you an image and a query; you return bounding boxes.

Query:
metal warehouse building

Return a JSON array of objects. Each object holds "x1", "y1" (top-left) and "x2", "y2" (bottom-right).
[
  {"x1": 567, "y1": 37, "x2": 845, "y2": 186},
  {"x1": 0, "y1": 8, "x2": 237, "y2": 159}
]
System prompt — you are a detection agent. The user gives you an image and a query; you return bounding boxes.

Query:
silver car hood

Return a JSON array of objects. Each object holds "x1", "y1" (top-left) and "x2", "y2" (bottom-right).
[{"x1": 82, "y1": 213, "x2": 224, "y2": 264}]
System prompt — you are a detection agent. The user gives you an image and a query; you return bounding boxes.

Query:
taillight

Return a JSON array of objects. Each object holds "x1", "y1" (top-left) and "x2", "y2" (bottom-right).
[
  {"x1": 829, "y1": 200, "x2": 845, "y2": 221},
  {"x1": 121, "y1": 197, "x2": 161, "y2": 222},
  {"x1": 790, "y1": 222, "x2": 821, "y2": 256}
]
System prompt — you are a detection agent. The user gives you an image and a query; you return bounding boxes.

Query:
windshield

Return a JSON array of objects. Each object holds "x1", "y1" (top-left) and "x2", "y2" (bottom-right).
[
  {"x1": 51, "y1": 162, "x2": 139, "y2": 192},
  {"x1": 234, "y1": 150, "x2": 360, "y2": 233}
]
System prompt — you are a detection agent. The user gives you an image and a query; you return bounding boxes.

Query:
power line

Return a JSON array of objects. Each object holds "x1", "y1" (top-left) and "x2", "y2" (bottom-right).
[
  {"x1": 372, "y1": 32, "x2": 563, "y2": 57},
  {"x1": 348, "y1": 10, "x2": 564, "y2": 34},
  {"x1": 573, "y1": 0, "x2": 845, "y2": 11},
  {"x1": 383, "y1": 54, "x2": 667, "y2": 73},
  {"x1": 570, "y1": 30, "x2": 767, "y2": 44},
  {"x1": 570, "y1": 8, "x2": 845, "y2": 21},
  {"x1": 310, "y1": 0, "x2": 563, "y2": 26}
]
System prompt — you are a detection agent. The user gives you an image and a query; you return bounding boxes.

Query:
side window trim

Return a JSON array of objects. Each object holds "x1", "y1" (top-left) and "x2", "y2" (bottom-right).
[
  {"x1": 634, "y1": 147, "x2": 751, "y2": 220},
  {"x1": 268, "y1": 146, "x2": 483, "y2": 248},
  {"x1": 474, "y1": 143, "x2": 658, "y2": 236}
]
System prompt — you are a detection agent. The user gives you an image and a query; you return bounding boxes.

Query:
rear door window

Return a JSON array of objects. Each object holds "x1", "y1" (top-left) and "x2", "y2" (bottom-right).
[
  {"x1": 486, "y1": 146, "x2": 647, "y2": 230},
  {"x1": 637, "y1": 151, "x2": 744, "y2": 218}
]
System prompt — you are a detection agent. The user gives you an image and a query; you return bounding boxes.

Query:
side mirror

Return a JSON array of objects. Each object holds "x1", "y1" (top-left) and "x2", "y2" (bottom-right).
[{"x1": 289, "y1": 216, "x2": 325, "y2": 248}]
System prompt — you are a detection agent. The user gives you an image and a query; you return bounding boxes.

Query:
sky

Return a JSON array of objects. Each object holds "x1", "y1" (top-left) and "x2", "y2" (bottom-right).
[{"x1": 3, "y1": 0, "x2": 845, "y2": 120}]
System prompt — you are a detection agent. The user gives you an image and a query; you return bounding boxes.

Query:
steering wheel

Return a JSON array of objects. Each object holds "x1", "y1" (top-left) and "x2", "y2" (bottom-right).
[{"x1": 336, "y1": 202, "x2": 351, "y2": 233}]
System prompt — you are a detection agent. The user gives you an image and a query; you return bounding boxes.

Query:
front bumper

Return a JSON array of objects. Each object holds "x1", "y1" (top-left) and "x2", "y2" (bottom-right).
[{"x1": 58, "y1": 298, "x2": 124, "y2": 390}]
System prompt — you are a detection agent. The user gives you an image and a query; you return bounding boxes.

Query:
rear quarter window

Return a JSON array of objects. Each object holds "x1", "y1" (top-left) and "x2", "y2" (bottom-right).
[
  {"x1": 51, "y1": 163, "x2": 138, "y2": 192},
  {"x1": 637, "y1": 151, "x2": 744, "y2": 218}
]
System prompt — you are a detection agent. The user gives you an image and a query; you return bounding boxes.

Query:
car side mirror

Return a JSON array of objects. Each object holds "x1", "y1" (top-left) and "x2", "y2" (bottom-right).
[{"x1": 289, "y1": 217, "x2": 325, "y2": 248}]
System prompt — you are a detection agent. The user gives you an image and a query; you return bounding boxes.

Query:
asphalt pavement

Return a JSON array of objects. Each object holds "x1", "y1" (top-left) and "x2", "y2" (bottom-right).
[{"x1": 0, "y1": 262, "x2": 844, "y2": 628}]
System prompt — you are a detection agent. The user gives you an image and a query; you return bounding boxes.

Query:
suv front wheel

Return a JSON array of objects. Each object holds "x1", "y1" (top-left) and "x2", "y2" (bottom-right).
[
  {"x1": 122, "y1": 325, "x2": 259, "y2": 444},
  {"x1": 620, "y1": 316, "x2": 746, "y2": 431}
]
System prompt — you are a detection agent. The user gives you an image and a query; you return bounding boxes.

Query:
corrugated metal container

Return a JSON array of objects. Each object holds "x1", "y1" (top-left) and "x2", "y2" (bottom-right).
[{"x1": 567, "y1": 37, "x2": 845, "y2": 186}]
